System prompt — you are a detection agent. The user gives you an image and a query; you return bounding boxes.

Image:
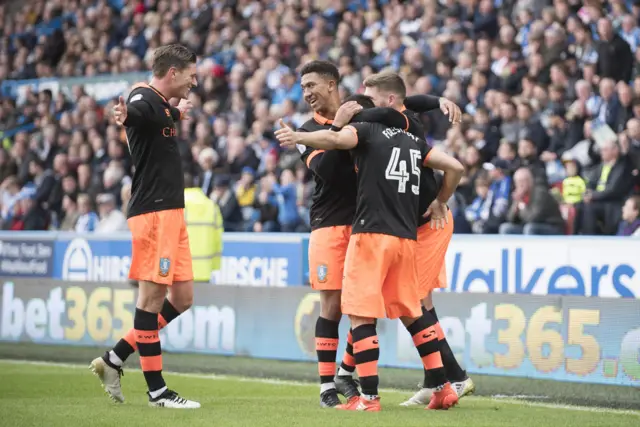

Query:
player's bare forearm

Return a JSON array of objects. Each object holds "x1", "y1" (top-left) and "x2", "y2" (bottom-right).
[
  {"x1": 437, "y1": 168, "x2": 463, "y2": 203},
  {"x1": 424, "y1": 149, "x2": 464, "y2": 202},
  {"x1": 296, "y1": 129, "x2": 356, "y2": 150}
]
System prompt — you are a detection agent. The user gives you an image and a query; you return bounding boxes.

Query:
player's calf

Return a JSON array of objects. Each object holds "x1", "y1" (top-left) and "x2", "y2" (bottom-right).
[
  {"x1": 336, "y1": 320, "x2": 380, "y2": 412},
  {"x1": 335, "y1": 328, "x2": 361, "y2": 401},
  {"x1": 402, "y1": 313, "x2": 458, "y2": 410}
]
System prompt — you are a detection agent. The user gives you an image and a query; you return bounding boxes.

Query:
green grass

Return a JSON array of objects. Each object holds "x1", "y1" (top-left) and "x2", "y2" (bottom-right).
[
  {"x1": 1, "y1": 342, "x2": 639, "y2": 410},
  {"x1": 0, "y1": 360, "x2": 638, "y2": 427}
]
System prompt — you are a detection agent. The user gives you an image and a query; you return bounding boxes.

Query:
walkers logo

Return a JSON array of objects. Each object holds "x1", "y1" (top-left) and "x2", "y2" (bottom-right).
[
  {"x1": 54, "y1": 238, "x2": 131, "y2": 282},
  {"x1": 294, "y1": 293, "x2": 321, "y2": 359}
]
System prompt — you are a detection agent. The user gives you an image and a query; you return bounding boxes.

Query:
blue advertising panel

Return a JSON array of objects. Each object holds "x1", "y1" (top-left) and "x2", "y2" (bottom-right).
[
  {"x1": 53, "y1": 237, "x2": 132, "y2": 282},
  {"x1": 210, "y1": 234, "x2": 304, "y2": 287}
]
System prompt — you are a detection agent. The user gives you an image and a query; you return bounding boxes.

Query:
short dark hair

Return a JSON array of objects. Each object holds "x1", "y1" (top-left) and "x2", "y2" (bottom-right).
[
  {"x1": 343, "y1": 94, "x2": 375, "y2": 109},
  {"x1": 628, "y1": 195, "x2": 640, "y2": 212},
  {"x1": 363, "y1": 72, "x2": 406, "y2": 99},
  {"x1": 300, "y1": 60, "x2": 340, "y2": 82},
  {"x1": 152, "y1": 44, "x2": 197, "y2": 78}
]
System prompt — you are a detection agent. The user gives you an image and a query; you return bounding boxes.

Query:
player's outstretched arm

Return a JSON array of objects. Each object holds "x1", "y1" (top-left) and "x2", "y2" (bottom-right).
[
  {"x1": 276, "y1": 119, "x2": 357, "y2": 150},
  {"x1": 114, "y1": 94, "x2": 155, "y2": 127},
  {"x1": 405, "y1": 95, "x2": 461, "y2": 124},
  {"x1": 351, "y1": 107, "x2": 408, "y2": 130}
]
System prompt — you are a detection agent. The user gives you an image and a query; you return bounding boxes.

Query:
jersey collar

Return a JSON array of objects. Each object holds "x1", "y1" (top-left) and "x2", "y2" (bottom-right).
[{"x1": 313, "y1": 112, "x2": 333, "y2": 125}]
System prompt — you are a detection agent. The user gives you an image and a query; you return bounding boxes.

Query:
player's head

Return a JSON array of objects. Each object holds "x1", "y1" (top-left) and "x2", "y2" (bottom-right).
[
  {"x1": 343, "y1": 94, "x2": 375, "y2": 109},
  {"x1": 152, "y1": 44, "x2": 198, "y2": 99},
  {"x1": 300, "y1": 60, "x2": 340, "y2": 115},
  {"x1": 363, "y1": 72, "x2": 406, "y2": 109}
]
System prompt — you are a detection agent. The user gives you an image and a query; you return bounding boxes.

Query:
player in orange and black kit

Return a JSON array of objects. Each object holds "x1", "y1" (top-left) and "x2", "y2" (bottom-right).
[
  {"x1": 276, "y1": 94, "x2": 460, "y2": 411},
  {"x1": 295, "y1": 61, "x2": 361, "y2": 408},
  {"x1": 362, "y1": 72, "x2": 475, "y2": 406},
  {"x1": 90, "y1": 44, "x2": 200, "y2": 409}
]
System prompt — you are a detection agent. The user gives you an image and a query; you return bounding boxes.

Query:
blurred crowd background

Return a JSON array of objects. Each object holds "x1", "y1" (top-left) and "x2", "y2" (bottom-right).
[{"x1": 1, "y1": 0, "x2": 640, "y2": 236}]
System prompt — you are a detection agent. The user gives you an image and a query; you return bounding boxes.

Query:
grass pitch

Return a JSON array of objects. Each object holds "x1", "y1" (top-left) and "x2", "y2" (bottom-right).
[
  {"x1": 0, "y1": 343, "x2": 638, "y2": 426},
  {"x1": 0, "y1": 359, "x2": 639, "y2": 427}
]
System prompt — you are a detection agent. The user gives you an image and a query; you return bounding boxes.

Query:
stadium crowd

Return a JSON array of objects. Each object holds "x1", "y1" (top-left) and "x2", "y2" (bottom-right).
[{"x1": 1, "y1": 0, "x2": 640, "y2": 236}]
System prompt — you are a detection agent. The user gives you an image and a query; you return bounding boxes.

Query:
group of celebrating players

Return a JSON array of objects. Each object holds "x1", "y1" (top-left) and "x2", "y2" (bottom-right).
[{"x1": 89, "y1": 43, "x2": 475, "y2": 412}]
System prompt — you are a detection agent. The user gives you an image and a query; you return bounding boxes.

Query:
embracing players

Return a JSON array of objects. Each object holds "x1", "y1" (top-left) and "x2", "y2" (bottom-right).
[
  {"x1": 294, "y1": 61, "x2": 362, "y2": 407},
  {"x1": 277, "y1": 94, "x2": 464, "y2": 410},
  {"x1": 361, "y1": 73, "x2": 475, "y2": 404},
  {"x1": 90, "y1": 44, "x2": 200, "y2": 409}
]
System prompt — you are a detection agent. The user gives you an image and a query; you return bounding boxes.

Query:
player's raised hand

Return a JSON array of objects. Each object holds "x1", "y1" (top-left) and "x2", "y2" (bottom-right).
[
  {"x1": 112, "y1": 96, "x2": 127, "y2": 126},
  {"x1": 275, "y1": 119, "x2": 298, "y2": 148},
  {"x1": 177, "y1": 98, "x2": 193, "y2": 120},
  {"x1": 333, "y1": 101, "x2": 362, "y2": 127},
  {"x1": 439, "y1": 97, "x2": 461, "y2": 125}
]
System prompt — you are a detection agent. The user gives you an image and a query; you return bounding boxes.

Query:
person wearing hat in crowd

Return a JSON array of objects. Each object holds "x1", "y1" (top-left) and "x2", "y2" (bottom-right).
[
  {"x1": 95, "y1": 193, "x2": 128, "y2": 234},
  {"x1": 211, "y1": 174, "x2": 243, "y2": 231},
  {"x1": 500, "y1": 167, "x2": 565, "y2": 235}
]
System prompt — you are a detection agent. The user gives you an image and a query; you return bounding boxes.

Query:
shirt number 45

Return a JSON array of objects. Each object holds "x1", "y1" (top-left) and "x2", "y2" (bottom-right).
[{"x1": 385, "y1": 147, "x2": 421, "y2": 194}]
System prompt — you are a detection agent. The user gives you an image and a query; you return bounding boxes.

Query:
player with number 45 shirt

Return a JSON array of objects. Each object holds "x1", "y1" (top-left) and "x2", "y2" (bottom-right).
[{"x1": 275, "y1": 94, "x2": 460, "y2": 412}]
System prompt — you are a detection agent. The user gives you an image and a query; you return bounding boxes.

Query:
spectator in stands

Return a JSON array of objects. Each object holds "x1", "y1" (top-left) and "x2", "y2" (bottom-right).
[
  {"x1": 235, "y1": 166, "x2": 256, "y2": 211},
  {"x1": 596, "y1": 17, "x2": 634, "y2": 84},
  {"x1": 8, "y1": 189, "x2": 48, "y2": 231},
  {"x1": 211, "y1": 175, "x2": 243, "y2": 232},
  {"x1": 464, "y1": 173, "x2": 492, "y2": 234},
  {"x1": 60, "y1": 193, "x2": 79, "y2": 231},
  {"x1": 561, "y1": 159, "x2": 587, "y2": 205},
  {"x1": 196, "y1": 147, "x2": 217, "y2": 197},
  {"x1": 95, "y1": 193, "x2": 127, "y2": 233},
  {"x1": 75, "y1": 193, "x2": 99, "y2": 233},
  {"x1": 468, "y1": 161, "x2": 512, "y2": 234},
  {"x1": 580, "y1": 139, "x2": 634, "y2": 235},
  {"x1": 272, "y1": 169, "x2": 301, "y2": 233},
  {"x1": 0, "y1": 176, "x2": 21, "y2": 228},
  {"x1": 1, "y1": 2, "x2": 639, "y2": 236},
  {"x1": 617, "y1": 195, "x2": 640, "y2": 236},
  {"x1": 500, "y1": 167, "x2": 565, "y2": 235}
]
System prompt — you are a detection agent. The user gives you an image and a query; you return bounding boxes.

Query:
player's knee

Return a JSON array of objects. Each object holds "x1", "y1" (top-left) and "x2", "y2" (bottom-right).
[
  {"x1": 168, "y1": 280, "x2": 194, "y2": 312},
  {"x1": 399, "y1": 315, "x2": 420, "y2": 328},
  {"x1": 349, "y1": 315, "x2": 375, "y2": 329},
  {"x1": 137, "y1": 281, "x2": 167, "y2": 312},
  {"x1": 320, "y1": 290, "x2": 342, "y2": 321},
  {"x1": 421, "y1": 292, "x2": 434, "y2": 311}
]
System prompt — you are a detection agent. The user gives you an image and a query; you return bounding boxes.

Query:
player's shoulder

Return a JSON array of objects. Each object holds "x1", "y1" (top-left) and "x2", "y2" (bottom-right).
[
  {"x1": 128, "y1": 83, "x2": 162, "y2": 104},
  {"x1": 297, "y1": 118, "x2": 328, "y2": 132}
]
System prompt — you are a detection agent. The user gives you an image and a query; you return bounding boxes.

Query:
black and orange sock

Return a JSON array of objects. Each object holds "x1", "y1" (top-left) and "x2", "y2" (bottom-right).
[
  {"x1": 134, "y1": 308, "x2": 166, "y2": 395},
  {"x1": 352, "y1": 323, "x2": 379, "y2": 397},
  {"x1": 338, "y1": 329, "x2": 356, "y2": 376},
  {"x1": 428, "y1": 307, "x2": 467, "y2": 382},
  {"x1": 406, "y1": 312, "x2": 447, "y2": 389},
  {"x1": 315, "y1": 317, "x2": 339, "y2": 390},
  {"x1": 112, "y1": 299, "x2": 180, "y2": 364}
]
